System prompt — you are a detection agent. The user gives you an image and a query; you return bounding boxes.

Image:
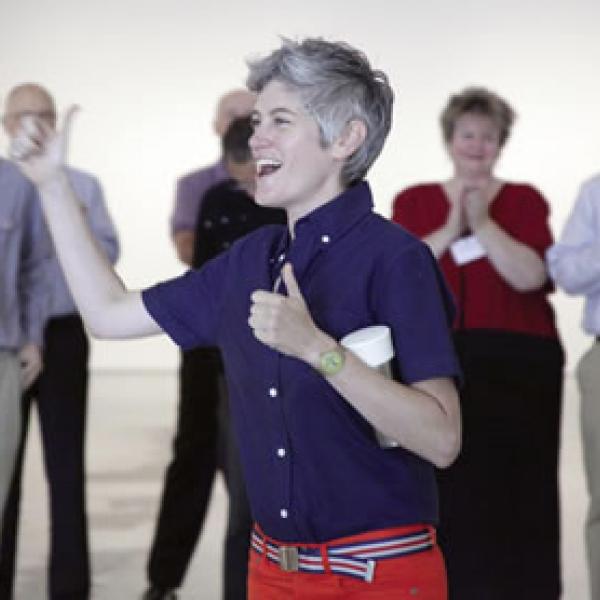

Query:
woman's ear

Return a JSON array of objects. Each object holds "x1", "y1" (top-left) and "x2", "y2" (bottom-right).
[{"x1": 331, "y1": 119, "x2": 367, "y2": 159}]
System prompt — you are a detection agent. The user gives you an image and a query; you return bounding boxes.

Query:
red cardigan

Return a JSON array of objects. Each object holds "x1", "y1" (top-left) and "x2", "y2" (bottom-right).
[{"x1": 392, "y1": 183, "x2": 559, "y2": 339}]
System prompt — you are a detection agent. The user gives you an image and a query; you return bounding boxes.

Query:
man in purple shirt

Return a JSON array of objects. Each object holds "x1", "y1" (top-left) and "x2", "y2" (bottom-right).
[
  {"x1": 12, "y1": 38, "x2": 462, "y2": 599},
  {"x1": 0, "y1": 156, "x2": 49, "y2": 548},
  {"x1": 144, "y1": 90, "x2": 256, "y2": 600},
  {"x1": 0, "y1": 83, "x2": 119, "y2": 600}
]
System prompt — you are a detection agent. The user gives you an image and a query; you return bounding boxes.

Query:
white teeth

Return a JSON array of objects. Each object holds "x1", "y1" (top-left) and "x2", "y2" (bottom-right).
[
  {"x1": 256, "y1": 158, "x2": 283, "y2": 176},
  {"x1": 256, "y1": 158, "x2": 282, "y2": 168}
]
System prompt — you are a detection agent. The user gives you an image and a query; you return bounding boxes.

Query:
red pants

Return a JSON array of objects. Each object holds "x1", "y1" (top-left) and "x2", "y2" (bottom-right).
[{"x1": 248, "y1": 524, "x2": 448, "y2": 599}]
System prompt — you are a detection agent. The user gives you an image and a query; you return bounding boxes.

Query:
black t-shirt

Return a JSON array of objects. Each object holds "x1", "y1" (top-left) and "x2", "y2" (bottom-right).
[{"x1": 193, "y1": 179, "x2": 287, "y2": 269}]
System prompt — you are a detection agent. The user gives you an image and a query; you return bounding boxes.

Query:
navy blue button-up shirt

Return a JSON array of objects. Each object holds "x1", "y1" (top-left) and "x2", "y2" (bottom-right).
[{"x1": 143, "y1": 181, "x2": 460, "y2": 543}]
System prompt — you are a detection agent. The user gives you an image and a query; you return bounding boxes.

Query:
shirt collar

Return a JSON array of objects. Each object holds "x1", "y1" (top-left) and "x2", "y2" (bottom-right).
[
  {"x1": 271, "y1": 181, "x2": 374, "y2": 259},
  {"x1": 294, "y1": 180, "x2": 374, "y2": 240}
]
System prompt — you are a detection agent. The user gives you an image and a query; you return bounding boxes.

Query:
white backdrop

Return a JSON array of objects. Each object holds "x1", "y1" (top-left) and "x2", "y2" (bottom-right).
[{"x1": 1, "y1": 0, "x2": 599, "y2": 371}]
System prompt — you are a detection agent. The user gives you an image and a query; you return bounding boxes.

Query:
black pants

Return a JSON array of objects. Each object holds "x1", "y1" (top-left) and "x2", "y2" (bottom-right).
[
  {"x1": 147, "y1": 348, "x2": 252, "y2": 600},
  {"x1": 0, "y1": 315, "x2": 90, "y2": 600},
  {"x1": 437, "y1": 330, "x2": 564, "y2": 600}
]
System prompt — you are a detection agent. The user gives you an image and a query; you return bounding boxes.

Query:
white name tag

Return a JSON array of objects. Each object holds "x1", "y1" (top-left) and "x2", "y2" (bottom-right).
[{"x1": 450, "y1": 235, "x2": 486, "y2": 265}]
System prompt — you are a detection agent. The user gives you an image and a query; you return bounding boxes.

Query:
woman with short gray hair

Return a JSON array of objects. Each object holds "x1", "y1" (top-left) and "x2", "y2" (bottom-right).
[
  {"x1": 12, "y1": 37, "x2": 461, "y2": 600},
  {"x1": 247, "y1": 37, "x2": 393, "y2": 188}
]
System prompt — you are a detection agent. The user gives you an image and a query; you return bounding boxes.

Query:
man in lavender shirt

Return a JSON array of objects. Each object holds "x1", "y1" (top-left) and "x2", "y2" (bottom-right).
[
  {"x1": 0, "y1": 156, "x2": 50, "y2": 547},
  {"x1": 0, "y1": 83, "x2": 119, "y2": 600},
  {"x1": 143, "y1": 89, "x2": 255, "y2": 600}
]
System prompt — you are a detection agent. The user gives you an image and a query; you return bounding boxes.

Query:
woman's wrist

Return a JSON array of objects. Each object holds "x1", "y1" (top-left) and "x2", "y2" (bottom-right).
[
  {"x1": 471, "y1": 216, "x2": 494, "y2": 237},
  {"x1": 37, "y1": 168, "x2": 69, "y2": 197},
  {"x1": 303, "y1": 330, "x2": 338, "y2": 371}
]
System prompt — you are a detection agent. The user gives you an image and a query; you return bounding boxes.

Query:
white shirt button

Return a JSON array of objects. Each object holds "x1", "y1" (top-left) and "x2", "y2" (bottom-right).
[
  {"x1": 280, "y1": 509, "x2": 288, "y2": 519},
  {"x1": 278, "y1": 253, "x2": 286, "y2": 262},
  {"x1": 321, "y1": 234, "x2": 330, "y2": 244},
  {"x1": 276, "y1": 448, "x2": 286, "y2": 458},
  {"x1": 268, "y1": 387, "x2": 278, "y2": 398}
]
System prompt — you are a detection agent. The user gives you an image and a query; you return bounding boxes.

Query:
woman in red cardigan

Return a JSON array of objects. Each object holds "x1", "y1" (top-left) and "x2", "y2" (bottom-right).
[{"x1": 392, "y1": 87, "x2": 564, "y2": 600}]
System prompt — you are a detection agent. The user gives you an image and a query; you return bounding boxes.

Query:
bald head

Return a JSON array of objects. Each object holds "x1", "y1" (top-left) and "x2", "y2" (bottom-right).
[
  {"x1": 2, "y1": 83, "x2": 56, "y2": 138},
  {"x1": 213, "y1": 89, "x2": 256, "y2": 137}
]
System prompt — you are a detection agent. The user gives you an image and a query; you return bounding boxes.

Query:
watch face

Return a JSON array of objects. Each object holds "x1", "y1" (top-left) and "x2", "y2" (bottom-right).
[{"x1": 320, "y1": 349, "x2": 344, "y2": 375}]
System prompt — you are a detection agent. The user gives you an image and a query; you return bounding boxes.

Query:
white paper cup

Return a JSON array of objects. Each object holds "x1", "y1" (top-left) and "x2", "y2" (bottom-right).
[
  {"x1": 340, "y1": 325, "x2": 399, "y2": 448},
  {"x1": 341, "y1": 325, "x2": 394, "y2": 369}
]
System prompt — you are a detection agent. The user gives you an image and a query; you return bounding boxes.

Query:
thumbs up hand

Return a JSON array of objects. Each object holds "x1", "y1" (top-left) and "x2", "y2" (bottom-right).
[
  {"x1": 249, "y1": 263, "x2": 332, "y2": 364},
  {"x1": 11, "y1": 105, "x2": 79, "y2": 188}
]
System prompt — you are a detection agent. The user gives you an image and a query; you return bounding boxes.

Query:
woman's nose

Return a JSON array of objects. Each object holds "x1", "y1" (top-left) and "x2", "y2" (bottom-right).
[{"x1": 249, "y1": 127, "x2": 269, "y2": 151}]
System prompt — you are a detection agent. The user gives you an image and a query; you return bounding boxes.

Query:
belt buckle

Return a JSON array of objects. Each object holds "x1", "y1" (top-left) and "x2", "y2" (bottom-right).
[{"x1": 278, "y1": 546, "x2": 299, "y2": 572}]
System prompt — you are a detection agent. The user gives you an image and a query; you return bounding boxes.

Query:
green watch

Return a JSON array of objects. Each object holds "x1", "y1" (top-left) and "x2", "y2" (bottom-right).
[{"x1": 317, "y1": 346, "x2": 345, "y2": 377}]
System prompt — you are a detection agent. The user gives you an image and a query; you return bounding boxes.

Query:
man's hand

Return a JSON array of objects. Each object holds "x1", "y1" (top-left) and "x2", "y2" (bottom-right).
[
  {"x1": 248, "y1": 263, "x2": 331, "y2": 364},
  {"x1": 19, "y1": 342, "x2": 43, "y2": 389},
  {"x1": 10, "y1": 106, "x2": 78, "y2": 187}
]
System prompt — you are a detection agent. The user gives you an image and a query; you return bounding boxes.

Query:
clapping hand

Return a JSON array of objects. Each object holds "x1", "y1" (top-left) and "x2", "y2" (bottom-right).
[
  {"x1": 462, "y1": 186, "x2": 491, "y2": 232},
  {"x1": 446, "y1": 194, "x2": 467, "y2": 240}
]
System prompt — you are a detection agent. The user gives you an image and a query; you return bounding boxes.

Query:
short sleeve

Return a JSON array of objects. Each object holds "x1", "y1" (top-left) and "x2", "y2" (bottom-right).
[
  {"x1": 393, "y1": 189, "x2": 421, "y2": 235},
  {"x1": 142, "y1": 251, "x2": 230, "y2": 350},
  {"x1": 392, "y1": 186, "x2": 443, "y2": 239},
  {"x1": 170, "y1": 175, "x2": 199, "y2": 233},
  {"x1": 375, "y1": 240, "x2": 460, "y2": 384},
  {"x1": 506, "y1": 186, "x2": 553, "y2": 258}
]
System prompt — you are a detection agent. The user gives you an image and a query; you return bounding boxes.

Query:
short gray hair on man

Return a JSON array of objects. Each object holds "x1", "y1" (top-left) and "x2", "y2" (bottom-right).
[{"x1": 246, "y1": 37, "x2": 394, "y2": 187}]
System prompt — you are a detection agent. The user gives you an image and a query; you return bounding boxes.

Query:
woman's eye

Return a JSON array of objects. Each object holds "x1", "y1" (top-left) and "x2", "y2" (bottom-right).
[{"x1": 274, "y1": 117, "x2": 290, "y2": 126}]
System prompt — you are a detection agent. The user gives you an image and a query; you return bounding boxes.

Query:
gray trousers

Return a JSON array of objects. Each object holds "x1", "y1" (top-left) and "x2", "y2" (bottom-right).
[
  {"x1": 0, "y1": 352, "x2": 20, "y2": 544},
  {"x1": 578, "y1": 341, "x2": 600, "y2": 600}
]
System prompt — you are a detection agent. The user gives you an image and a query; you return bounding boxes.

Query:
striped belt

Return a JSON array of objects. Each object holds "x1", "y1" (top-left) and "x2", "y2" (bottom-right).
[{"x1": 251, "y1": 526, "x2": 435, "y2": 583}]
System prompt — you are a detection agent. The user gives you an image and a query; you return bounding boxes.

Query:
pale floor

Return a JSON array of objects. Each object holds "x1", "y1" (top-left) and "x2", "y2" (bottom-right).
[{"x1": 11, "y1": 372, "x2": 590, "y2": 599}]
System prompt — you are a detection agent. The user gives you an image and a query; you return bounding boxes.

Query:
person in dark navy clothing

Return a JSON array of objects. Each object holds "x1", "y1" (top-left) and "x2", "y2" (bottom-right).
[{"x1": 11, "y1": 38, "x2": 462, "y2": 599}]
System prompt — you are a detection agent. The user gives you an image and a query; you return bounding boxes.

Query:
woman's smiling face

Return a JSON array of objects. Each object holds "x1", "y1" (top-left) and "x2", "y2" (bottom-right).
[
  {"x1": 249, "y1": 80, "x2": 345, "y2": 224},
  {"x1": 448, "y1": 112, "x2": 502, "y2": 178}
]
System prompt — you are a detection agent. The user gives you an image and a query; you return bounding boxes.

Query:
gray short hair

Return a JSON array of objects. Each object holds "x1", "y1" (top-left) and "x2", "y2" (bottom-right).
[{"x1": 246, "y1": 38, "x2": 394, "y2": 187}]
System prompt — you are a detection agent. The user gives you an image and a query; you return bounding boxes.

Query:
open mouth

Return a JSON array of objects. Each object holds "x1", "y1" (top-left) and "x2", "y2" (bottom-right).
[{"x1": 256, "y1": 158, "x2": 282, "y2": 177}]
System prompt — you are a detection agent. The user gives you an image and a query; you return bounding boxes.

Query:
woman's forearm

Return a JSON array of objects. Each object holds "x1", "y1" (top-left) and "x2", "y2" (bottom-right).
[
  {"x1": 37, "y1": 171, "x2": 157, "y2": 338},
  {"x1": 474, "y1": 219, "x2": 547, "y2": 291},
  {"x1": 305, "y1": 339, "x2": 461, "y2": 468}
]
